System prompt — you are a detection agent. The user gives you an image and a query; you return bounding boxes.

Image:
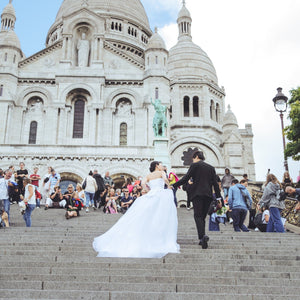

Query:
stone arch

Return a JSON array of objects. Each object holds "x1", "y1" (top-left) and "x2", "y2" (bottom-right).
[
  {"x1": 106, "y1": 164, "x2": 148, "y2": 179},
  {"x1": 60, "y1": 172, "x2": 83, "y2": 183},
  {"x1": 107, "y1": 89, "x2": 140, "y2": 108},
  {"x1": 19, "y1": 88, "x2": 52, "y2": 107},
  {"x1": 65, "y1": 88, "x2": 91, "y2": 105},
  {"x1": 60, "y1": 83, "x2": 97, "y2": 104},
  {"x1": 50, "y1": 163, "x2": 87, "y2": 182},
  {"x1": 111, "y1": 172, "x2": 137, "y2": 189},
  {"x1": 171, "y1": 137, "x2": 225, "y2": 167},
  {"x1": 64, "y1": 13, "x2": 101, "y2": 34}
]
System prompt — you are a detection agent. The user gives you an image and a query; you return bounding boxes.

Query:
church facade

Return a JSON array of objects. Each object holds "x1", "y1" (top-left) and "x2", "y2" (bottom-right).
[{"x1": 0, "y1": 0, "x2": 255, "y2": 187}]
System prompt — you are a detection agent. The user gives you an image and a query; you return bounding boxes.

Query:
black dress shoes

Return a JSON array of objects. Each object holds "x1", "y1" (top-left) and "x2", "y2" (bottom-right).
[{"x1": 199, "y1": 235, "x2": 209, "y2": 249}]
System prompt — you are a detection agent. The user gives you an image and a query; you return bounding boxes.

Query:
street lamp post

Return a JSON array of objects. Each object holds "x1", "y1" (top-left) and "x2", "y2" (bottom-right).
[{"x1": 272, "y1": 87, "x2": 289, "y2": 171}]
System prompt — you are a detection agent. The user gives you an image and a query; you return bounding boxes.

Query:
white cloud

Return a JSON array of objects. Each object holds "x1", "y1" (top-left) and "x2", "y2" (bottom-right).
[{"x1": 157, "y1": 0, "x2": 300, "y2": 180}]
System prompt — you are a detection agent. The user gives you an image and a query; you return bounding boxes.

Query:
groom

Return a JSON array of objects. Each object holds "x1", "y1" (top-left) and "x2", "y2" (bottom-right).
[{"x1": 172, "y1": 151, "x2": 221, "y2": 249}]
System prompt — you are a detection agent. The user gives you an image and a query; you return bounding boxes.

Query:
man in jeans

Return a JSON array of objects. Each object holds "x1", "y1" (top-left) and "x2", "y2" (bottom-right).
[
  {"x1": 228, "y1": 179, "x2": 252, "y2": 232},
  {"x1": 0, "y1": 170, "x2": 13, "y2": 226}
]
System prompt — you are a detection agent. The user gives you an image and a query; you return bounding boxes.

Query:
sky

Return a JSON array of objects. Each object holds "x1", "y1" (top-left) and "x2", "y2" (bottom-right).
[{"x1": 1, "y1": 0, "x2": 299, "y2": 181}]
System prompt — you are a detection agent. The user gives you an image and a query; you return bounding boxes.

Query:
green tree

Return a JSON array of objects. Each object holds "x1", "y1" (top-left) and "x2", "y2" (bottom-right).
[{"x1": 284, "y1": 87, "x2": 300, "y2": 160}]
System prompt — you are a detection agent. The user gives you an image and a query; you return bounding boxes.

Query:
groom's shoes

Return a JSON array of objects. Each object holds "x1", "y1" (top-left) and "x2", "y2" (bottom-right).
[{"x1": 199, "y1": 235, "x2": 209, "y2": 249}]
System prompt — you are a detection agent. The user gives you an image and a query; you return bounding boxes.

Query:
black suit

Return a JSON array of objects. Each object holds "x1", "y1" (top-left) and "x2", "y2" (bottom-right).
[{"x1": 173, "y1": 160, "x2": 221, "y2": 240}]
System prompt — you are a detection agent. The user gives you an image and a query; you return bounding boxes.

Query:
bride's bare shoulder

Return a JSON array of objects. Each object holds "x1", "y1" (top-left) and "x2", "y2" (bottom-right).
[{"x1": 147, "y1": 171, "x2": 163, "y2": 181}]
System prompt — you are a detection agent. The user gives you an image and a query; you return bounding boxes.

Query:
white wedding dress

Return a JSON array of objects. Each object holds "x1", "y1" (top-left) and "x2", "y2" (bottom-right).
[{"x1": 93, "y1": 178, "x2": 180, "y2": 258}]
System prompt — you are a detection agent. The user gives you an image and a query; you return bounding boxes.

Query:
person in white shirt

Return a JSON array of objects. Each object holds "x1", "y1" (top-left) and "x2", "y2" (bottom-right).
[
  {"x1": 0, "y1": 170, "x2": 13, "y2": 226},
  {"x1": 22, "y1": 178, "x2": 36, "y2": 227},
  {"x1": 48, "y1": 168, "x2": 61, "y2": 194},
  {"x1": 82, "y1": 171, "x2": 98, "y2": 212}
]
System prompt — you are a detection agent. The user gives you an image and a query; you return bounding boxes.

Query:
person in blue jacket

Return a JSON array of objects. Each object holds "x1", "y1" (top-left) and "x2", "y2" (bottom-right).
[{"x1": 228, "y1": 179, "x2": 252, "y2": 232}]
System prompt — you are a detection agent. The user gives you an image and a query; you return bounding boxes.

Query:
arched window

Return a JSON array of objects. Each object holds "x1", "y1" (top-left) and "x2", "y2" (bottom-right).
[
  {"x1": 0, "y1": 85, "x2": 3, "y2": 96},
  {"x1": 73, "y1": 99, "x2": 85, "y2": 138},
  {"x1": 193, "y1": 96, "x2": 199, "y2": 117},
  {"x1": 155, "y1": 87, "x2": 159, "y2": 99},
  {"x1": 216, "y1": 103, "x2": 220, "y2": 123},
  {"x1": 120, "y1": 123, "x2": 127, "y2": 146},
  {"x1": 184, "y1": 96, "x2": 190, "y2": 117},
  {"x1": 4, "y1": 53, "x2": 7, "y2": 62},
  {"x1": 210, "y1": 100, "x2": 214, "y2": 120},
  {"x1": 29, "y1": 121, "x2": 38, "y2": 144}
]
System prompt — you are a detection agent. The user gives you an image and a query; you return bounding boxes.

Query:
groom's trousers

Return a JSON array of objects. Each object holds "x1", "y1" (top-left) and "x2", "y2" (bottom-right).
[{"x1": 192, "y1": 195, "x2": 212, "y2": 239}]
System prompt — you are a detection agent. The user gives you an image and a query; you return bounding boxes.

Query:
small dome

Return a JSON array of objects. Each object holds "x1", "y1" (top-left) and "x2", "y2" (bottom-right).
[
  {"x1": 168, "y1": 39, "x2": 218, "y2": 83},
  {"x1": 178, "y1": 3, "x2": 191, "y2": 20},
  {"x1": 0, "y1": 30, "x2": 21, "y2": 49},
  {"x1": 223, "y1": 105, "x2": 238, "y2": 127},
  {"x1": 146, "y1": 28, "x2": 166, "y2": 51},
  {"x1": 2, "y1": 2, "x2": 15, "y2": 17}
]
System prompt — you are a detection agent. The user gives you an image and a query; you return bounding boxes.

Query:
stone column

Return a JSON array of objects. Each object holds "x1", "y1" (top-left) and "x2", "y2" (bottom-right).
[{"x1": 153, "y1": 137, "x2": 171, "y2": 171}]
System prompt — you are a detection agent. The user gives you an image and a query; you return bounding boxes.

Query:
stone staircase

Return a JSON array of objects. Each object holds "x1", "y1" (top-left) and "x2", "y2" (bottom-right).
[{"x1": 0, "y1": 206, "x2": 300, "y2": 299}]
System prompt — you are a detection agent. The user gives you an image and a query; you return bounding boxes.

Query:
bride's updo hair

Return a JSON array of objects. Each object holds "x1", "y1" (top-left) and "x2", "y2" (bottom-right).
[{"x1": 149, "y1": 161, "x2": 160, "y2": 173}]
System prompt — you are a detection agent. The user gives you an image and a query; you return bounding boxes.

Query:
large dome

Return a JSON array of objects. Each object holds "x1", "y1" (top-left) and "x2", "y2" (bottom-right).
[
  {"x1": 168, "y1": 39, "x2": 218, "y2": 84},
  {"x1": 55, "y1": 0, "x2": 151, "y2": 31}
]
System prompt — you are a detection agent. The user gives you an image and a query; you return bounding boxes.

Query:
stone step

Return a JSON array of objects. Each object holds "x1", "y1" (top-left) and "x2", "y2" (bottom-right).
[
  {"x1": 1, "y1": 254, "x2": 299, "y2": 267},
  {"x1": 1, "y1": 248, "x2": 299, "y2": 262},
  {"x1": 1, "y1": 246, "x2": 298, "y2": 257},
  {"x1": 1, "y1": 273, "x2": 300, "y2": 287},
  {"x1": 1, "y1": 281, "x2": 300, "y2": 295},
  {"x1": 1, "y1": 289, "x2": 296, "y2": 300},
  {"x1": 1, "y1": 267, "x2": 299, "y2": 279},
  {"x1": 1, "y1": 261, "x2": 300, "y2": 275},
  {"x1": 2, "y1": 207, "x2": 300, "y2": 299}
]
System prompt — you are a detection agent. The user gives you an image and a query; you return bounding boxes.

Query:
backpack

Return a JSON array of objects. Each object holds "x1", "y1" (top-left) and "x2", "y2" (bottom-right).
[
  {"x1": 238, "y1": 187, "x2": 251, "y2": 209},
  {"x1": 254, "y1": 212, "x2": 263, "y2": 226},
  {"x1": 276, "y1": 189, "x2": 286, "y2": 202}
]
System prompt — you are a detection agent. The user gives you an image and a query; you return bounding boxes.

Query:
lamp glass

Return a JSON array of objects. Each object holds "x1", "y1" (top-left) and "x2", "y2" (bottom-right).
[{"x1": 274, "y1": 99, "x2": 287, "y2": 112}]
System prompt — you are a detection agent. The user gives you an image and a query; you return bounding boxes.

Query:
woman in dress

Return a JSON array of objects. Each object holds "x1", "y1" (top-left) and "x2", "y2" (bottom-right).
[{"x1": 93, "y1": 161, "x2": 180, "y2": 258}]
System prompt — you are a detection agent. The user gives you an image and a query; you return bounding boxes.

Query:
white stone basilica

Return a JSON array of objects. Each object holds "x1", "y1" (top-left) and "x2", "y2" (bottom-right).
[{"x1": 0, "y1": 0, "x2": 255, "y2": 186}]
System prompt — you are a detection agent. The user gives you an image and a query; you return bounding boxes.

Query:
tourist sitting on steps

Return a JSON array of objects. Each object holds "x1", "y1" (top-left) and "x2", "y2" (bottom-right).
[
  {"x1": 45, "y1": 186, "x2": 66, "y2": 210},
  {"x1": 120, "y1": 189, "x2": 133, "y2": 214},
  {"x1": 105, "y1": 188, "x2": 118, "y2": 214},
  {"x1": 65, "y1": 192, "x2": 82, "y2": 219}
]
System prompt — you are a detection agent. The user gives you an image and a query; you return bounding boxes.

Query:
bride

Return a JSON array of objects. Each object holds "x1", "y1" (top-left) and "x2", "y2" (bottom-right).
[{"x1": 93, "y1": 161, "x2": 180, "y2": 258}]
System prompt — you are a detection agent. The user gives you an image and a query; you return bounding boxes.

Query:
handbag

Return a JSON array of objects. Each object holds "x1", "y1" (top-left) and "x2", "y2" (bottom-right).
[{"x1": 208, "y1": 199, "x2": 222, "y2": 215}]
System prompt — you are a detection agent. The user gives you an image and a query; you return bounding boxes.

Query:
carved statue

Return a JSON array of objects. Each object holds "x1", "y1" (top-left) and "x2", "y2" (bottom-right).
[
  {"x1": 151, "y1": 98, "x2": 168, "y2": 137},
  {"x1": 77, "y1": 33, "x2": 90, "y2": 67}
]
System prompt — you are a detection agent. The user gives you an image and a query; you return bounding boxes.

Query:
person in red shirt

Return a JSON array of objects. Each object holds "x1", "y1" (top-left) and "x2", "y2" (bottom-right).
[{"x1": 30, "y1": 167, "x2": 41, "y2": 208}]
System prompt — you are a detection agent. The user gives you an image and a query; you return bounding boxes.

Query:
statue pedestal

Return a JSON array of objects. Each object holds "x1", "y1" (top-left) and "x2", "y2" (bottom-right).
[{"x1": 153, "y1": 137, "x2": 171, "y2": 172}]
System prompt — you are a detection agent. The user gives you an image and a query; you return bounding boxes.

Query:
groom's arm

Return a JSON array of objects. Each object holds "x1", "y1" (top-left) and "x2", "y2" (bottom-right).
[{"x1": 173, "y1": 164, "x2": 195, "y2": 189}]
